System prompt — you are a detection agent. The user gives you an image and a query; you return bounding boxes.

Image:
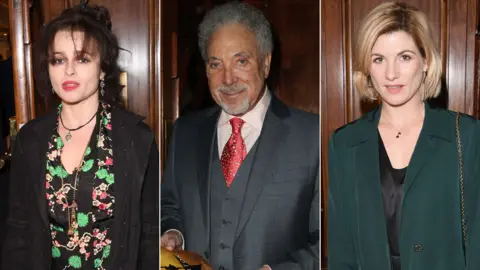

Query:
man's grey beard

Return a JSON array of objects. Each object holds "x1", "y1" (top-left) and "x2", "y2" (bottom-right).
[{"x1": 216, "y1": 84, "x2": 250, "y2": 115}]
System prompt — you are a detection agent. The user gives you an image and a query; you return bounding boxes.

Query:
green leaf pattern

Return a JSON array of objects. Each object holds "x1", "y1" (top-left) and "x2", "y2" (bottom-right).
[
  {"x1": 105, "y1": 173, "x2": 114, "y2": 185},
  {"x1": 52, "y1": 246, "x2": 61, "y2": 258},
  {"x1": 94, "y1": 258, "x2": 102, "y2": 268},
  {"x1": 56, "y1": 137, "x2": 63, "y2": 150},
  {"x1": 84, "y1": 146, "x2": 91, "y2": 156},
  {"x1": 82, "y1": 159, "x2": 94, "y2": 172},
  {"x1": 77, "y1": 212, "x2": 88, "y2": 228},
  {"x1": 68, "y1": 255, "x2": 82, "y2": 269},
  {"x1": 95, "y1": 168, "x2": 108, "y2": 179},
  {"x1": 46, "y1": 103, "x2": 115, "y2": 269}
]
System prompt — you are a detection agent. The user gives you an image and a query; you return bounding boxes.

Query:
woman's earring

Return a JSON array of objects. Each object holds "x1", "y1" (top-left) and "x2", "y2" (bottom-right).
[
  {"x1": 52, "y1": 88, "x2": 55, "y2": 94},
  {"x1": 100, "y1": 79, "x2": 105, "y2": 97},
  {"x1": 422, "y1": 70, "x2": 427, "y2": 84}
]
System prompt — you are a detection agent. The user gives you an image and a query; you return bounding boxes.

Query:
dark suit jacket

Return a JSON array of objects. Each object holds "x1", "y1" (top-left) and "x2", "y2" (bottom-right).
[
  {"x1": 0, "y1": 107, "x2": 7, "y2": 267},
  {"x1": 1, "y1": 107, "x2": 159, "y2": 270},
  {"x1": 328, "y1": 103, "x2": 480, "y2": 270},
  {"x1": 162, "y1": 95, "x2": 319, "y2": 270}
]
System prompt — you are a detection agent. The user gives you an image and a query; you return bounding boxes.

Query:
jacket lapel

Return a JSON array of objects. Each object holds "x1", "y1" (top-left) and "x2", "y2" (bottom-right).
[
  {"x1": 347, "y1": 108, "x2": 391, "y2": 268},
  {"x1": 234, "y1": 96, "x2": 290, "y2": 242},
  {"x1": 196, "y1": 107, "x2": 221, "y2": 248},
  {"x1": 109, "y1": 107, "x2": 151, "y2": 266},
  {"x1": 111, "y1": 107, "x2": 150, "y2": 222},
  {"x1": 31, "y1": 111, "x2": 57, "y2": 228},
  {"x1": 348, "y1": 104, "x2": 453, "y2": 268},
  {"x1": 402, "y1": 104, "x2": 452, "y2": 199},
  {"x1": 111, "y1": 107, "x2": 151, "y2": 195},
  {"x1": 28, "y1": 106, "x2": 150, "y2": 269}
]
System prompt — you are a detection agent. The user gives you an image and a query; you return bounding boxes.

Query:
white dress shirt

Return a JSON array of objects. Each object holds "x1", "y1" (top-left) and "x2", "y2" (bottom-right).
[
  {"x1": 217, "y1": 88, "x2": 271, "y2": 157},
  {"x1": 164, "y1": 88, "x2": 272, "y2": 251}
]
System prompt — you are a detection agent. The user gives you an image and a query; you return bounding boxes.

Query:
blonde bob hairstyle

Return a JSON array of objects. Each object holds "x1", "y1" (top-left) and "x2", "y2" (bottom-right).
[{"x1": 353, "y1": 2, "x2": 442, "y2": 100}]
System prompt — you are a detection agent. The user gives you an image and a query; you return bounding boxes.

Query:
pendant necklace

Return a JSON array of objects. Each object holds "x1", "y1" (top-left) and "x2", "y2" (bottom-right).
[
  {"x1": 66, "y1": 167, "x2": 81, "y2": 235},
  {"x1": 59, "y1": 111, "x2": 97, "y2": 143},
  {"x1": 387, "y1": 112, "x2": 423, "y2": 139},
  {"x1": 63, "y1": 116, "x2": 100, "y2": 235}
]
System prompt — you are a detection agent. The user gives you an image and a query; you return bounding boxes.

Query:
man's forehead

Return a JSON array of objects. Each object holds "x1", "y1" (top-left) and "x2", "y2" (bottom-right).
[{"x1": 207, "y1": 51, "x2": 255, "y2": 60}]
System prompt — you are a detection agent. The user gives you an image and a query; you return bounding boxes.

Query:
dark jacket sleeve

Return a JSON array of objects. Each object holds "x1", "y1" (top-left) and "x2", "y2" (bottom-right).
[
  {"x1": 462, "y1": 118, "x2": 480, "y2": 270},
  {"x1": 160, "y1": 121, "x2": 184, "y2": 235},
  {"x1": 1, "y1": 133, "x2": 30, "y2": 270},
  {"x1": 327, "y1": 134, "x2": 358, "y2": 270},
  {"x1": 137, "y1": 140, "x2": 160, "y2": 269}
]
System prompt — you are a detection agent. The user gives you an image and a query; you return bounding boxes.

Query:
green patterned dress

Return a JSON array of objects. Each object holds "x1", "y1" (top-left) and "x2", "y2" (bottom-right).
[{"x1": 46, "y1": 103, "x2": 115, "y2": 270}]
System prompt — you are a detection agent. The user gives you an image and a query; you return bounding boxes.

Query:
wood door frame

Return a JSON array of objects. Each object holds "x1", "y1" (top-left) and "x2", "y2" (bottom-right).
[
  {"x1": 157, "y1": 0, "x2": 163, "y2": 174},
  {"x1": 9, "y1": 0, "x2": 35, "y2": 129}
]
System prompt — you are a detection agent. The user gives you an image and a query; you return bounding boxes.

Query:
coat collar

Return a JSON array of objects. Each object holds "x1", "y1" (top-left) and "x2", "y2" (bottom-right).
[
  {"x1": 346, "y1": 102, "x2": 454, "y2": 148},
  {"x1": 28, "y1": 105, "x2": 148, "y2": 228},
  {"x1": 348, "y1": 102, "x2": 454, "y2": 267}
]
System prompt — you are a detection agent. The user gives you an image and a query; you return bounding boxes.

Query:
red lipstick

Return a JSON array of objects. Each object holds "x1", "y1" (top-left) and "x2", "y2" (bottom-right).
[{"x1": 62, "y1": 81, "x2": 80, "y2": 91}]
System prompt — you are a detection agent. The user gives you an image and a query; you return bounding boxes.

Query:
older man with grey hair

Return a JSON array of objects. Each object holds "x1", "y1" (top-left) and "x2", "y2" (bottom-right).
[{"x1": 161, "y1": 2, "x2": 319, "y2": 270}]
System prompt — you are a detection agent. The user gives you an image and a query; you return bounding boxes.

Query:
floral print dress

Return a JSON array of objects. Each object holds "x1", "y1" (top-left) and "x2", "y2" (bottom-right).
[{"x1": 46, "y1": 103, "x2": 115, "y2": 270}]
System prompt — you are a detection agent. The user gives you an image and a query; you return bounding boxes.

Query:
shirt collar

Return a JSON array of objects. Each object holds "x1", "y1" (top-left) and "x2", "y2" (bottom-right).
[{"x1": 217, "y1": 87, "x2": 271, "y2": 130}]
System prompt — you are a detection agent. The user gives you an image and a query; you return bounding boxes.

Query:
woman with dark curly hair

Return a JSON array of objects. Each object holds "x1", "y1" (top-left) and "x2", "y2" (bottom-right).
[{"x1": 1, "y1": 4, "x2": 158, "y2": 270}]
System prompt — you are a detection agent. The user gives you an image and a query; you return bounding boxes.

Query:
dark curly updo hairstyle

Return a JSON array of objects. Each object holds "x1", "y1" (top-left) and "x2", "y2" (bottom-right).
[{"x1": 35, "y1": 4, "x2": 124, "y2": 106}]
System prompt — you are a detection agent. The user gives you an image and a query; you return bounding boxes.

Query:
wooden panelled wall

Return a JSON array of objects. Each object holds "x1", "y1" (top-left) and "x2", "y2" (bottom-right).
[
  {"x1": 321, "y1": 0, "x2": 480, "y2": 263},
  {"x1": 10, "y1": 0, "x2": 159, "y2": 141},
  {"x1": 160, "y1": 0, "x2": 178, "y2": 167},
  {"x1": 476, "y1": 0, "x2": 480, "y2": 117},
  {"x1": 265, "y1": 0, "x2": 320, "y2": 114},
  {"x1": 9, "y1": 0, "x2": 35, "y2": 127}
]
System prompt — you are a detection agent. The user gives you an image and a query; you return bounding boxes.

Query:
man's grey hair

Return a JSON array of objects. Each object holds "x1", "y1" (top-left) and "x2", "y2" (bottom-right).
[{"x1": 198, "y1": 1, "x2": 273, "y2": 61}]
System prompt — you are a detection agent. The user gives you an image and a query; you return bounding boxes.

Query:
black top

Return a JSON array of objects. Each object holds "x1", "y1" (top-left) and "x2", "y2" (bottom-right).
[
  {"x1": 379, "y1": 132, "x2": 406, "y2": 270},
  {"x1": 2, "y1": 107, "x2": 159, "y2": 270},
  {"x1": 47, "y1": 105, "x2": 115, "y2": 269}
]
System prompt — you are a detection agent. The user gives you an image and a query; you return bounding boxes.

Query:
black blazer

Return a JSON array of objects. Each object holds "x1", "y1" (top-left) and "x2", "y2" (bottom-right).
[
  {"x1": 162, "y1": 95, "x2": 319, "y2": 270},
  {"x1": 1, "y1": 107, "x2": 159, "y2": 270}
]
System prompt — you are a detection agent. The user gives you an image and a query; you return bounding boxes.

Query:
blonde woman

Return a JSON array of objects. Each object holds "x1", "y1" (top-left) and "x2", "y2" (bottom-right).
[{"x1": 328, "y1": 2, "x2": 480, "y2": 269}]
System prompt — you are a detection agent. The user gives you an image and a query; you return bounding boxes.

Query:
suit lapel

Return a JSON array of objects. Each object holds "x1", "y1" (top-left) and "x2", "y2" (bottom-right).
[
  {"x1": 234, "y1": 97, "x2": 290, "y2": 242},
  {"x1": 197, "y1": 108, "x2": 221, "y2": 248}
]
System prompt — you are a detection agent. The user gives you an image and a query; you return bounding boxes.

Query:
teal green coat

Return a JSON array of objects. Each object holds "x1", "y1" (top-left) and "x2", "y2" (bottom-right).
[{"x1": 327, "y1": 104, "x2": 480, "y2": 270}]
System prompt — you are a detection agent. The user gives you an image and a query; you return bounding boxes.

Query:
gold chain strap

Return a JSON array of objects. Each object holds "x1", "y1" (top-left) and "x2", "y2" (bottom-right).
[{"x1": 455, "y1": 112, "x2": 468, "y2": 245}]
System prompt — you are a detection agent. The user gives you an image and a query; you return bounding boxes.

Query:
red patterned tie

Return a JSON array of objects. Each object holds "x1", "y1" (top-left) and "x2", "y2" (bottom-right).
[{"x1": 220, "y1": 118, "x2": 247, "y2": 187}]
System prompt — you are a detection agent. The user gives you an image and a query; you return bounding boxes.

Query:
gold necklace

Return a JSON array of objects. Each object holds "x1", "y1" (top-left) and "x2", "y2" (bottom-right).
[
  {"x1": 383, "y1": 107, "x2": 424, "y2": 139},
  {"x1": 62, "y1": 120, "x2": 98, "y2": 235},
  {"x1": 67, "y1": 168, "x2": 81, "y2": 235},
  {"x1": 61, "y1": 157, "x2": 84, "y2": 236}
]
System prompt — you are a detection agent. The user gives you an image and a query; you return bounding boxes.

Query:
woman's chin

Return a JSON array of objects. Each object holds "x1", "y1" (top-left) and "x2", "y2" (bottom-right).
[{"x1": 58, "y1": 92, "x2": 98, "y2": 106}]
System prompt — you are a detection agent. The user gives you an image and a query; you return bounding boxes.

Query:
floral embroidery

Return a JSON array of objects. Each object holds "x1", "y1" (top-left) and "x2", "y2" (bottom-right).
[{"x1": 46, "y1": 103, "x2": 115, "y2": 269}]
